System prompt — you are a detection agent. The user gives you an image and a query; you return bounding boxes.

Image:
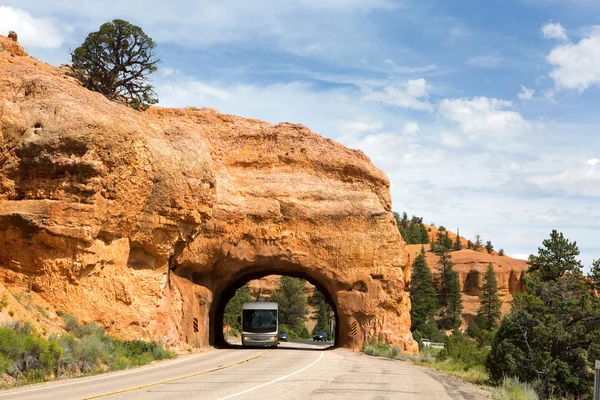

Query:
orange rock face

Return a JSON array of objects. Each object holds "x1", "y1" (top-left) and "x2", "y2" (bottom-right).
[{"x1": 0, "y1": 37, "x2": 417, "y2": 352}]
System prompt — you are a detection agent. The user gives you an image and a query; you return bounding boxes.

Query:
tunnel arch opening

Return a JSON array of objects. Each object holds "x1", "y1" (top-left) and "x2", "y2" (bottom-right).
[{"x1": 211, "y1": 269, "x2": 340, "y2": 349}]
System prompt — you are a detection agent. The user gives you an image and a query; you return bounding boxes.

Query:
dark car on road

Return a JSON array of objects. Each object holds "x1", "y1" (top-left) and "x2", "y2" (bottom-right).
[
  {"x1": 278, "y1": 331, "x2": 288, "y2": 342},
  {"x1": 313, "y1": 331, "x2": 328, "y2": 341}
]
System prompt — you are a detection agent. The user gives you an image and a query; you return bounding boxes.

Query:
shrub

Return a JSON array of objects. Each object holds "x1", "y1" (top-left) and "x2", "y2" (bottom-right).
[
  {"x1": 492, "y1": 377, "x2": 539, "y2": 400},
  {"x1": 363, "y1": 338, "x2": 402, "y2": 359},
  {"x1": 437, "y1": 332, "x2": 488, "y2": 370}
]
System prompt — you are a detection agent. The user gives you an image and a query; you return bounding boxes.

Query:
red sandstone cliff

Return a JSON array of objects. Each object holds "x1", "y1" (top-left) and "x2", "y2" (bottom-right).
[{"x1": 0, "y1": 37, "x2": 416, "y2": 352}]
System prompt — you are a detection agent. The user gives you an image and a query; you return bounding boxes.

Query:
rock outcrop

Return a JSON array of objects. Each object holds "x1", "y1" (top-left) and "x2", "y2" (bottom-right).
[{"x1": 0, "y1": 37, "x2": 417, "y2": 352}]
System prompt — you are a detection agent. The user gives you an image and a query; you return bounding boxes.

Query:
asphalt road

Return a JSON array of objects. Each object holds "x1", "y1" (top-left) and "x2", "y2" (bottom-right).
[{"x1": 0, "y1": 342, "x2": 490, "y2": 400}]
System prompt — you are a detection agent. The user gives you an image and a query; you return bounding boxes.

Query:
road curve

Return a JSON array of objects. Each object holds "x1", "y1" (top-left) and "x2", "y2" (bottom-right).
[{"x1": 0, "y1": 342, "x2": 490, "y2": 399}]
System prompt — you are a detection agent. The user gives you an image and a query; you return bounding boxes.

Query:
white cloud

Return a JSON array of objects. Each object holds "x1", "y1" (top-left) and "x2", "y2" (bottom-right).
[
  {"x1": 384, "y1": 60, "x2": 438, "y2": 74},
  {"x1": 517, "y1": 85, "x2": 535, "y2": 100},
  {"x1": 0, "y1": 0, "x2": 395, "y2": 63},
  {"x1": 542, "y1": 22, "x2": 568, "y2": 41},
  {"x1": 0, "y1": 6, "x2": 64, "y2": 48},
  {"x1": 440, "y1": 132, "x2": 463, "y2": 147},
  {"x1": 588, "y1": 158, "x2": 600, "y2": 167},
  {"x1": 510, "y1": 253, "x2": 530, "y2": 260},
  {"x1": 547, "y1": 27, "x2": 600, "y2": 91},
  {"x1": 528, "y1": 158, "x2": 600, "y2": 197},
  {"x1": 502, "y1": 162, "x2": 521, "y2": 172},
  {"x1": 364, "y1": 78, "x2": 434, "y2": 112},
  {"x1": 438, "y1": 97, "x2": 530, "y2": 139},
  {"x1": 467, "y1": 54, "x2": 504, "y2": 68},
  {"x1": 402, "y1": 121, "x2": 420, "y2": 136}
]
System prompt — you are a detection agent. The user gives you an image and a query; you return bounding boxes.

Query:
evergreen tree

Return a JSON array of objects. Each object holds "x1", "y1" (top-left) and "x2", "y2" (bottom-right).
[
  {"x1": 71, "y1": 19, "x2": 160, "y2": 110},
  {"x1": 436, "y1": 249, "x2": 455, "y2": 308},
  {"x1": 476, "y1": 263, "x2": 501, "y2": 331},
  {"x1": 473, "y1": 235, "x2": 482, "y2": 251},
  {"x1": 498, "y1": 248, "x2": 505, "y2": 256},
  {"x1": 224, "y1": 284, "x2": 252, "y2": 332},
  {"x1": 441, "y1": 268, "x2": 463, "y2": 329},
  {"x1": 410, "y1": 254, "x2": 438, "y2": 331},
  {"x1": 420, "y1": 245, "x2": 426, "y2": 256},
  {"x1": 453, "y1": 228, "x2": 462, "y2": 250},
  {"x1": 487, "y1": 231, "x2": 600, "y2": 399},
  {"x1": 434, "y1": 227, "x2": 452, "y2": 255},
  {"x1": 270, "y1": 276, "x2": 309, "y2": 333},
  {"x1": 467, "y1": 240, "x2": 472, "y2": 250},
  {"x1": 485, "y1": 241, "x2": 494, "y2": 254},
  {"x1": 590, "y1": 259, "x2": 600, "y2": 292},
  {"x1": 527, "y1": 229, "x2": 582, "y2": 281},
  {"x1": 311, "y1": 290, "x2": 334, "y2": 336}
]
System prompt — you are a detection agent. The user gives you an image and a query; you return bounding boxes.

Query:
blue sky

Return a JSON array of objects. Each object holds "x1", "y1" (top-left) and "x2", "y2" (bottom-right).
[{"x1": 2, "y1": 0, "x2": 599, "y2": 268}]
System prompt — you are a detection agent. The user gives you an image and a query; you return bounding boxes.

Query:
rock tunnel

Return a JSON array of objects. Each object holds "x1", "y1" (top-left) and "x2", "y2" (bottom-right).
[
  {"x1": 210, "y1": 270, "x2": 340, "y2": 347},
  {"x1": 0, "y1": 43, "x2": 418, "y2": 354}
]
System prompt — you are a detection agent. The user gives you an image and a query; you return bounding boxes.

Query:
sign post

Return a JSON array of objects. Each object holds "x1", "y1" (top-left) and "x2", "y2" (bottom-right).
[
  {"x1": 594, "y1": 360, "x2": 600, "y2": 400},
  {"x1": 350, "y1": 320, "x2": 358, "y2": 351},
  {"x1": 193, "y1": 317, "x2": 199, "y2": 348}
]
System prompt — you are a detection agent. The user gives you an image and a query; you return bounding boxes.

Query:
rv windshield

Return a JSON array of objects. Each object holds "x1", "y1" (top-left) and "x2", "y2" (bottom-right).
[{"x1": 242, "y1": 309, "x2": 277, "y2": 333}]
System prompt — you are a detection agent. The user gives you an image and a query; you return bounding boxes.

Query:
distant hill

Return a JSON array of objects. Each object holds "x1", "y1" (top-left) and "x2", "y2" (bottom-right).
[{"x1": 405, "y1": 225, "x2": 529, "y2": 329}]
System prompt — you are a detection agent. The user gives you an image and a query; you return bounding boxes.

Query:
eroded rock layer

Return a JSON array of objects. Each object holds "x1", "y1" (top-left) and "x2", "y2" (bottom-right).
[{"x1": 0, "y1": 37, "x2": 417, "y2": 352}]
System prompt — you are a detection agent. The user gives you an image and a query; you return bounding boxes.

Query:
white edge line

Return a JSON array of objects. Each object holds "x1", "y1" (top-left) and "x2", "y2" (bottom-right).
[
  {"x1": 217, "y1": 351, "x2": 324, "y2": 400},
  {"x1": 0, "y1": 351, "x2": 211, "y2": 397}
]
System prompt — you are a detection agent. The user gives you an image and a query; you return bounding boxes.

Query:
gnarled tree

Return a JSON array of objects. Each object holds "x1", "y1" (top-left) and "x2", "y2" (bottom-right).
[{"x1": 71, "y1": 19, "x2": 159, "y2": 110}]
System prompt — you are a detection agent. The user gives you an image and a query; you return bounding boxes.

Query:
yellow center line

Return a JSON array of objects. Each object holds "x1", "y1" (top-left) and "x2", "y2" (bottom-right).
[{"x1": 83, "y1": 350, "x2": 269, "y2": 400}]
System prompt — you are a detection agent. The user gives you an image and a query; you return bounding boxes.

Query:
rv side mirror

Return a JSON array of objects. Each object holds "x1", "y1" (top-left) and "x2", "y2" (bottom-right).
[{"x1": 237, "y1": 316, "x2": 241, "y2": 324}]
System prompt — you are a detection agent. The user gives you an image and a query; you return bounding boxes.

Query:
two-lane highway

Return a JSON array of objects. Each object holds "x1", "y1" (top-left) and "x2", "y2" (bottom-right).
[{"x1": 0, "y1": 342, "x2": 490, "y2": 399}]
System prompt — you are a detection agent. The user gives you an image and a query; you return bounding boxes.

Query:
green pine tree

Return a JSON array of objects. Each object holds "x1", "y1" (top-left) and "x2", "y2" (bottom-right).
[
  {"x1": 224, "y1": 284, "x2": 252, "y2": 332},
  {"x1": 487, "y1": 231, "x2": 599, "y2": 398},
  {"x1": 436, "y1": 249, "x2": 455, "y2": 308},
  {"x1": 590, "y1": 259, "x2": 600, "y2": 292},
  {"x1": 410, "y1": 253, "x2": 438, "y2": 331},
  {"x1": 311, "y1": 290, "x2": 334, "y2": 336},
  {"x1": 473, "y1": 235, "x2": 482, "y2": 251},
  {"x1": 476, "y1": 263, "x2": 501, "y2": 331},
  {"x1": 441, "y1": 268, "x2": 463, "y2": 329},
  {"x1": 453, "y1": 228, "x2": 462, "y2": 251},
  {"x1": 270, "y1": 276, "x2": 309, "y2": 334},
  {"x1": 485, "y1": 241, "x2": 494, "y2": 254}
]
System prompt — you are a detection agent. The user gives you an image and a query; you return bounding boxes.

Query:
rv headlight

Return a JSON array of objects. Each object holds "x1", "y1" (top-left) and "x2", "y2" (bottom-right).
[
  {"x1": 272, "y1": 336, "x2": 277, "y2": 340},
  {"x1": 243, "y1": 336, "x2": 248, "y2": 340}
]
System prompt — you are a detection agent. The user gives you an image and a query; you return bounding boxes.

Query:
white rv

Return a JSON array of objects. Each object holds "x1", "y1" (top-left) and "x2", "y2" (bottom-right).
[{"x1": 241, "y1": 302, "x2": 279, "y2": 347}]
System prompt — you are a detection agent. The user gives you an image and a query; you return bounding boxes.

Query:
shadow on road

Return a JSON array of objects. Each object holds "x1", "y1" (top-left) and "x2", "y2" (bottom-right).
[{"x1": 221, "y1": 339, "x2": 335, "y2": 351}]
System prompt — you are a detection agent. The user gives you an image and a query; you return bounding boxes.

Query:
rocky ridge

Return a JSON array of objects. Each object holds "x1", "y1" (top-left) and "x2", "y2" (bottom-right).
[{"x1": 0, "y1": 36, "x2": 416, "y2": 352}]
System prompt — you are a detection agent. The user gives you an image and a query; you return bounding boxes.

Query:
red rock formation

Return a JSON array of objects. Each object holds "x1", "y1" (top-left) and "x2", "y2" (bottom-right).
[{"x1": 0, "y1": 37, "x2": 416, "y2": 352}]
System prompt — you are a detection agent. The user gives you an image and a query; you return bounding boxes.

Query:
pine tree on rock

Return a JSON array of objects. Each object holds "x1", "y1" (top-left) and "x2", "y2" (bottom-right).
[
  {"x1": 485, "y1": 241, "x2": 494, "y2": 254},
  {"x1": 453, "y1": 228, "x2": 462, "y2": 250},
  {"x1": 473, "y1": 235, "x2": 482, "y2": 251},
  {"x1": 476, "y1": 263, "x2": 501, "y2": 331},
  {"x1": 410, "y1": 253, "x2": 438, "y2": 331}
]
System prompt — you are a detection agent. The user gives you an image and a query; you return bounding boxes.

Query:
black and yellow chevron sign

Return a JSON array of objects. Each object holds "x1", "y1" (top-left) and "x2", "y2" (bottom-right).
[
  {"x1": 193, "y1": 317, "x2": 199, "y2": 333},
  {"x1": 350, "y1": 321, "x2": 358, "y2": 336}
]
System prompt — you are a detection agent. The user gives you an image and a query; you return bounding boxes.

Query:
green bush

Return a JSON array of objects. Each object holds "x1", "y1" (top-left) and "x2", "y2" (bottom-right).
[
  {"x1": 437, "y1": 332, "x2": 489, "y2": 370},
  {"x1": 0, "y1": 322, "x2": 60, "y2": 381},
  {"x1": 0, "y1": 317, "x2": 174, "y2": 388},
  {"x1": 363, "y1": 338, "x2": 402, "y2": 359}
]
